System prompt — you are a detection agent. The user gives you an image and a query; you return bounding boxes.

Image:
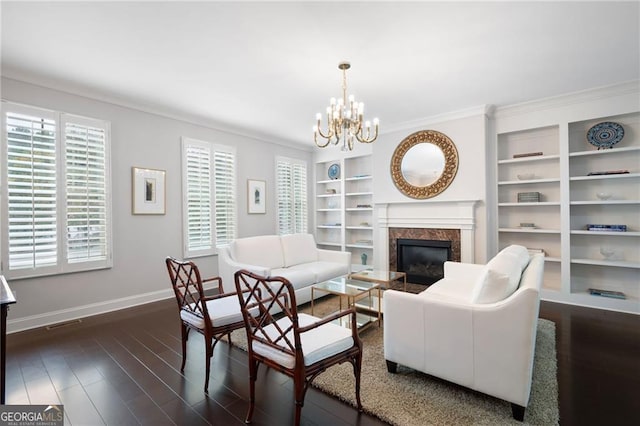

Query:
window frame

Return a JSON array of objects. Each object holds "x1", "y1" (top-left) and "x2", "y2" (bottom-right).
[
  {"x1": 1, "y1": 101, "x2": 113, "y2": 280},
  {"x1": 275, "y1": 156, "x2": 308, "y2": 235},
  {"x1": 181, "y1": 137, "x2": 237, "y2": 258}
]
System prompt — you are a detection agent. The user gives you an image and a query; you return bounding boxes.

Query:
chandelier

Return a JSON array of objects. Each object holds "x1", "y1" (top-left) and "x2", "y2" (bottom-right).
[{"x1": 313, "y1": 62, "x2": 379, "y2": 151}]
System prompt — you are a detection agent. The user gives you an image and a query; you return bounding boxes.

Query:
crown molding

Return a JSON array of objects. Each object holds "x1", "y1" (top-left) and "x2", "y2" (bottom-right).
[
  {"x1": 1, "y1": 72, "x2": 313, "y2": 152},
  {"x1": 381, "y1": 104, "x2": 492, "y2": 135},
  {"x1": 492, "y1": 80, "x2": 640, "y2": 119}
]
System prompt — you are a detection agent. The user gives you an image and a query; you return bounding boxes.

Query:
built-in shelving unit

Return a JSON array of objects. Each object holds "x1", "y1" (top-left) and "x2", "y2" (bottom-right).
[
  {"x1": 314, "y1": 153, "x2": 373, "y2": 270},
  {"x1": 494, "y1": 106, "x2": 640, "y2": 314}
]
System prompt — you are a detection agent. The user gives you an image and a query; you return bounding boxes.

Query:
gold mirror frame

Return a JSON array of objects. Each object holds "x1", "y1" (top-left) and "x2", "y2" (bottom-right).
[{"x1": 390, "y1": 130, "x2": 459, "y2": 199}]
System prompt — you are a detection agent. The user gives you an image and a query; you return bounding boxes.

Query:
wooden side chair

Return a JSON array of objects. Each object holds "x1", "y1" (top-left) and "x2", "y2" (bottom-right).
[
  {"x1": 165, "y1": 256, "x2": 246, "y2": 392},
  {"x1": 234, "y1": 269, "x2": 363, "y2": 425}
]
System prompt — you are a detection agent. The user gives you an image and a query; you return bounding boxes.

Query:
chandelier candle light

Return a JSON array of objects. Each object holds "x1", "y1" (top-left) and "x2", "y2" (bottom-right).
[{"x1": 314, "y1": 62, "x2": 379, "y2": 151}]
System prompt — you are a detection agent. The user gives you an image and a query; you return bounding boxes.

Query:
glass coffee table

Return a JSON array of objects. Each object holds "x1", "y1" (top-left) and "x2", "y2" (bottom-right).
[
  {"x1": 311, "y1": 276, "x2": 381, "y2": 330},
  {"x1": 349, "y1": 269, "x2": 407, "y2": 291}
]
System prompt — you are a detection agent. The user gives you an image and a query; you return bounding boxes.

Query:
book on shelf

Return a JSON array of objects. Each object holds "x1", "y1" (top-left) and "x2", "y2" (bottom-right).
[
  {"x1": 526, "y1": 248, "x2": 545, "y2": 255},
  {"x1": 587, "y1": 169, "x2": 629, "y2": 176},
  {"x1": 588, "y1": 288, "x2": 626, "y2": 300},
  {"x1": 513, "y1": 152, "x2": 543, "y2": 158},
  {"x1": 517, "y1": 191, "x2": 541, "y2": 202},
  {"x1": 586, "y1": 224, "x2": 627, "y2": 232}
]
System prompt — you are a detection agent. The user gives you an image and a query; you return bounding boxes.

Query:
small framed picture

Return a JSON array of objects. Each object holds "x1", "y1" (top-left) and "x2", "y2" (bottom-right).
[
  {"x1": 247, "y1": 179, "x2": 266, "y2": 214},
  {"x1": 132, "y1": 167, "x2": 166, "y2": 215}
]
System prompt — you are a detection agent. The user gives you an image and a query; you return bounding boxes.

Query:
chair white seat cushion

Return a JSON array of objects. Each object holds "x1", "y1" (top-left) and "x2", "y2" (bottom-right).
[
  {"x1": 181, "y1": 295, "x2": 254, "y2": 329},
  {"x1": 252, "y1": 313, "x2": 354, "y2": 369}
]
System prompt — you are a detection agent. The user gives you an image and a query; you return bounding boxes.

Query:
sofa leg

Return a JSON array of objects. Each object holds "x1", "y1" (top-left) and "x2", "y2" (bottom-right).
[
  {"x1": 385, "y1": 360, "x2": 398, "y2": 373},
  {"x1": 511, "y1": 403, "x2": 525, "y2": 421}
]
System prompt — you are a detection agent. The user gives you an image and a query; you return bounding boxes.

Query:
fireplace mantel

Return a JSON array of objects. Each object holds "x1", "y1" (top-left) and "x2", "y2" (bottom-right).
[{"x1": 375, "y1": 200, "x2": 479, "y2": 269}]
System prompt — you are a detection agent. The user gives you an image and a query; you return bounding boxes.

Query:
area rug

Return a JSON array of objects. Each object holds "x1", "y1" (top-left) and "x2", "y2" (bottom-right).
[{"x1": 230, "y1": 297, "x2": 559, "y2": 425}]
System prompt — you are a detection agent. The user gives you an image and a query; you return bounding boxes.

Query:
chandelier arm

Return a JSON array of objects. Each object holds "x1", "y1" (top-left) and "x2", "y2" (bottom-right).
[
  {"x1": 315, "y1": 123, "x2": 334, "y2": 140},
  {"x1": 355, "y1": 126, "x2": 379, "y2": 144},
  {"x1": 314, "y1": 132, "x2": 332, "y2": 148}
]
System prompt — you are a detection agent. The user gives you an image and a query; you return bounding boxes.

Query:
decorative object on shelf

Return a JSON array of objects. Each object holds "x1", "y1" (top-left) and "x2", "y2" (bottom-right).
[
  {"x1": 517, "y1": 173, "x2": 536, "y2": 180},
  {"x1": 355, "y1": 239, "x2": 373, "y2": 245},
  {"x1": 587, "y1": 169, "x2": 629, "y2": 176},
  {"x1": 313, "y1": 61, "x2": 379, "y2": 151},
  {"x1": 586, "y1": 224, "x2": 627, "y2": 232},
  {"x1": 596, "y1": 192, "x2": 612, "y2": 200},
  {"x1": 325, "y1": 188, "x2": 337, "y2": 194},
  {"x1": 359, "y1": 222, "x2": 370, "y2": 227},
  {"x1": 587, "y1": 121, "x2": 624, "y2": 149},
  {"x1": 247, "y1": 179, "x2": 266, "y2": 214},
  {"x1": 599, "y1": 246, "x2": 615, "y2": 260},
  {"x1": 391, "y1": 130, "x2": 459, "y2": 199},
  {"x1": 520, "y1": 222, "x2": 537, "y2": 229},
  {"x1": 328, "y1": 163, "x2": 341, "y2": 180},
  {"x1": 513, "y1": 152, "x2": 543, "y2": 158},
  {"x1": 132, "y1": 167, "x2": 166, "y2": 215},
  {"x1": 361, "y1": 252, "x2": 368, "y2": 265},
  {"x1": 352, "y1": 174, "x2": 371, "y2": 178},
  {"x1": 527, "y1": 248, "x2": 545, "y2": 255},
  {"x1": 517, "y1": 191, "x2": 541, "y2": 202},
  {"x1": 356, "y1": 204, "x2": 372, "y2": 208},
  {"x1": 588, "y1": 288, "x2": 626, "y2": 299}
]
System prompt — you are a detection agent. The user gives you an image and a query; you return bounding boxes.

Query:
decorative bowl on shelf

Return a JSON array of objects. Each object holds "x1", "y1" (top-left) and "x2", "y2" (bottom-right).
[
  {"x1": 600, "y1": 246, "x2": 615, "y2": 260},
  {"x1": 517, "y1": 173, "x2": 535, "y2": 180},
  {"x1": 596, "y1": 192, "x2": 612, "y2": 200}
]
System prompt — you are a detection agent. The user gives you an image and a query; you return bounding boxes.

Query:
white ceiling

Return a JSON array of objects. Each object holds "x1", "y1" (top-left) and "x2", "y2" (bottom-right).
[{"x1": 2, "y1": 1, "x2": 639, "y2": 149}]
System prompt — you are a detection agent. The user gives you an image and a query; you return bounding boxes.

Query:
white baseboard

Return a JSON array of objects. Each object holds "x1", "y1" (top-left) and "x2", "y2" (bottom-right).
[{"x1": 7, "y1": 288, "x2": 176, "y2": 334}]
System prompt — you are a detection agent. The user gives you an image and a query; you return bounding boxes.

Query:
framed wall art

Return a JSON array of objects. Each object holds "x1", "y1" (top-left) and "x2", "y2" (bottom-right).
[
  {"x1": 132, "y1": 167, "x2": 166, "y2": 215},
  {"x1": 247, "y1": 179, "x2": 266, "y2": 214}
]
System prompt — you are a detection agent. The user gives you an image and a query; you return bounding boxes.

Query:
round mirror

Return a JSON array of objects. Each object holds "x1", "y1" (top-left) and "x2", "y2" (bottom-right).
[{"x1": 391, "y1": 130, "x2": 458, "y2": 199}]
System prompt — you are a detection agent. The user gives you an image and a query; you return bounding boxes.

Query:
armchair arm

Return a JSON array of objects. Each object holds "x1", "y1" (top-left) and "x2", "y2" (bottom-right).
[{"x1": 202, "y1": 276, "x2": 223, "y2": 292}]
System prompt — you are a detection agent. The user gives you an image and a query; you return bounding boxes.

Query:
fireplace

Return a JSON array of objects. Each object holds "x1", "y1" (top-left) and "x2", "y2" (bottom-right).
[{"x1": 396, "y1": 239, "x2": 452, "y2": 285}]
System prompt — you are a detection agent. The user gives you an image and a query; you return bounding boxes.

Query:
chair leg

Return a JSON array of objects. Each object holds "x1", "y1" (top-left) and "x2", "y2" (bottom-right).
[
  {"x1": 245, "y1": 359, "x2": 258, "y2": 424},
  {"x1": 511, "y1": 403, "x2": 525, "y2": 421},
  {"x1": 180, "y1": 324, "x2": 188, "y2": 372},
  {"x1": 293, "y1": 371, "x2": 305, "y2": 426},
  {"x1": 204, "y1": 336, "x2": 213, "y2": 393},
  {"x1": 353, "y1": 354, "x2": 363, "y2": 412}
]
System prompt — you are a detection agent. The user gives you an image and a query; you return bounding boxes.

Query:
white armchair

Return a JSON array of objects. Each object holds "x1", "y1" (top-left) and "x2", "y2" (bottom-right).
[{"x1": 383, "y1": 246, "x2": 544, "y2": 421}]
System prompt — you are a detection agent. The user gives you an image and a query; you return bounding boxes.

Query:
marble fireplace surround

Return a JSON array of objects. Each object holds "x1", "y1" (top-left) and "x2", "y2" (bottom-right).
[{"x1": 375, "y1": 200, "x2": 479, "y2": 272}]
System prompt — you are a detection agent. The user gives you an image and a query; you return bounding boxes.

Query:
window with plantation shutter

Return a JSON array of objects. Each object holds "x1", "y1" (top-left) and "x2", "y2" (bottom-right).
[
  {"x1": 1, "y1": 102, "x2": 112, "y2": 279},
  {"x1": 181, "y1": 138, "x2": 236, "y2": 258},
  {"x1": 276, "y1": 156, "x2": 307, "y2": 235}
]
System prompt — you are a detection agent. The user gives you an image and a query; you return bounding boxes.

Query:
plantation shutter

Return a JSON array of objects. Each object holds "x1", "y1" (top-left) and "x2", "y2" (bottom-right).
[
  {"x1": 213, "y1": 149, "x2": 236, "y2": 246},
  {"x1": 292, "y1": 162, "x2": 308, "y2": 233},
  {"x1": 182, "y1": 138, "x2": 236, "y2": 257},
  {"x1": 2, "y1": 102, "x2": 112, "y2": 279},
  {"x1": 276, "y1": 159, "x2": 293, "y2": 234},
  {"x1": 276, "y1": 157, "x2": 308, "y2": 235},
  {"x1": 63, "y1": 115, "x2": 109, "y2": 264},
  {"x1": 4, "y1": 109, "x2": 58, "y2": 271}
]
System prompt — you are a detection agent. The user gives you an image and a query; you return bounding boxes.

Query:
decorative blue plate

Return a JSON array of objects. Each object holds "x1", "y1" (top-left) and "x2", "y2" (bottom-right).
[
  {"x1": 587, "y1": 122, "x2": 624, "y2": 149},
  {"x1": 328, "y1": 163, "x2": 340, "y2": 180}
]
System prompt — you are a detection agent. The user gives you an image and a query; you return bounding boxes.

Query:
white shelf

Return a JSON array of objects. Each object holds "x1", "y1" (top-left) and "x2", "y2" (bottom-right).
[
  {"x1": 497, "y1": 154, "x2": 560, "y2": 164},
  {"x1": 496, "y1": 109, "x2": 640, "y2": 314},
  {"x1": 569, "y1": 146, "x2": 640, "y2": 157},
  {"x1": 498, "y1": 202, "x2": 560, "y2": 207},
  {"x1": 315, "y1": 154, "x2": 374, "y2": 266},
  {"x1": 317, "y1": 241, "x2": 342, "y2": 247},
  {"x1": 498, "y1": 178, "x2": 560, "y2": 185},
  {"x1": 570, "y1": 230, "x2": 640, "y2": 237},
  {"x1": 570, "y1": 200, "x2": 639, "y2": 205},
  {"x1": 499, "y1": 228, "x2": 561, "y2": 234},
  {"x1": 571, "y1": 258, "x2": 640, "y2": 268},
  {"x1": 570, "y1": 172, "x2": 639, "y2": 181}
]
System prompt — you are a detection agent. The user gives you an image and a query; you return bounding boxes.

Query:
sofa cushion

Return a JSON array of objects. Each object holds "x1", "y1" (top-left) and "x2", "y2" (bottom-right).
[
  {"x1": 281, "y1": 233, "x2": 318, "y2": 267},
  {"x1": 302, "y1": 261, "x2": 350, "y2": 283},
  {"x1": 471, "y1": 246, "x2": 530, "y2": 304},
  {"x1": 231, "y1": 235, "x2": 284, "y2": 269},
  {"x1": 270, "y1": 266, "x2": 316, "y2": 290}
]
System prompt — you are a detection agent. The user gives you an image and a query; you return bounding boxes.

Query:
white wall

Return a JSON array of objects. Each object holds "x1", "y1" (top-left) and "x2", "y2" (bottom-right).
[
  {"x1": 1, "y1": 77, "x2": 312, "y2": 332},
  {"x1": 372, "y1": 110, "x2": 490, "y2": 262}
]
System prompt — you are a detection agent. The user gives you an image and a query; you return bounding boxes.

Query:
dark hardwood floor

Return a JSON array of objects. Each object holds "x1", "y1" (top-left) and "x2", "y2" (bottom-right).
[{"x1": 5, "y1": 299, "x2": 640, "y2": 425}]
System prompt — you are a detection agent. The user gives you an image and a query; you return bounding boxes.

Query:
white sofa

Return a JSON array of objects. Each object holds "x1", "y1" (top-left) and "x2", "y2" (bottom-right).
[
  {"x1": 383, "y1": 245, "x2": 544, "y2": 421},
  {"x1": 218, "y1": 233, "x2": 350, "y2": 305}
]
